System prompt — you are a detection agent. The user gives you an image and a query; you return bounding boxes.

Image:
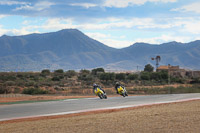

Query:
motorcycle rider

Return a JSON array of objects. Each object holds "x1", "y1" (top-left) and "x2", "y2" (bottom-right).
[
  {"x1": 115, "y1": 82, "x2": 127, "y2": 94},
  {"x1": 93, "y1": 83, "x2": 106, "y2": 94}
]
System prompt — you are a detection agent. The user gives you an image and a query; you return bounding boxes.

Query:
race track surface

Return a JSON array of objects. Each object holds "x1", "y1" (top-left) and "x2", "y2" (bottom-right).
[{"x1": 0, "y1": 93, "x2": 200, "y2": 121}]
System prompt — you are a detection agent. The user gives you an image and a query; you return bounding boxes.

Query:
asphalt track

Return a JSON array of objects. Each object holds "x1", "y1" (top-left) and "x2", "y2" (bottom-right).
[{"x1": 0, "y1": 93, "x2": 200, "y2": 121}]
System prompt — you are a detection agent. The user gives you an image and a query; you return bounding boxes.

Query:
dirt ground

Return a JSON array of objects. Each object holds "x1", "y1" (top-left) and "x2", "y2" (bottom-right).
[{"x1": 0, "y1": 100, "x2": 199, "y2": 133}]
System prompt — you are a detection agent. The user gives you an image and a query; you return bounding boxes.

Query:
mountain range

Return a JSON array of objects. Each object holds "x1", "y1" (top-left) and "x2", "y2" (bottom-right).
[{"x1": 0, "y1": 29, "x2": 200, "y2": 71}]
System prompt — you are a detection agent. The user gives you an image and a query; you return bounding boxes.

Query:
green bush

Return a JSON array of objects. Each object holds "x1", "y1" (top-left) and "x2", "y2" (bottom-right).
[
  {"x1": 22, "y1": 87, "x2": 48, "y2": 95},
  {"x1": 5, "y1": 81, "x2": 16, "y2": 86},
  {"x1": 54, "y1": 69, "x2": 64, "y2": 73},
  {"x1": 91, "y1": 68, "x2": 105, "y2": 75},
  {"x1": 140, "y1": 72, "x2": 150, "y2": 80},
  {"x1": 52, "y1": 76, "x2": 60, "y2": 81},
  {"x1": 116, "y1": 73, "x2": 126, "y2": 80},
  {"x1": 14, "y1": 87, "x2": 20, "y2": 93},
  {"x1": 80, "y1": 69, "x2": 90, "y2": 74},
  {"x1": 41, "y1": 69, "x2": 50, "y2": 75},
  {"x1": 78, "y1": 74, "x2": 93, "y2": 81},
  {"x1": 65, "y1": 70, "x2": 77, "y2": 78},
  {"x1": 127, "y1": 73, "x2": 138, "y2": 80},
  {"x1": 129, "y1": 85, "x2": 200, "y2": 94},
  {"x1": 99, "y1": 72, "x2": 115, "y2": 81},
  {"x1": 0, "y1": 87, "x2": 7, "y2": 94}
]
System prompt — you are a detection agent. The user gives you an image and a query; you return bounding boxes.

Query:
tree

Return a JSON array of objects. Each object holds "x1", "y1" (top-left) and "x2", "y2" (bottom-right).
[
  {"x1": 65, "y1": 70, "x2": 77, "y2": 78},
  {"x1": 160, "y1": 71, "x2": 168, "y2": 80},
  {"x1": 150, "y1": 72, "x2": 161, "y2": 81},
  {"x1": 41, "y1": 69, "x2": 50, "y2": 75},
  {"x1": 140, "y1": 72, "x2": 150, "y2": 80},
  {"x1": 80, "y1": 69, "x2": 90, "y2": 74},
  {"x1": 91, "y1": 68, "x2": 105, "y2": 75},
  {"x1": 54, "y1": 69, "x2": 64, "y2": 73},
  {"x1": 99, "y1": 73, "x2": 115, "y2": 81},
  {"x1": 127, "y1": 73, "x2": 139, "y2": 80},
  {"x1": 116, "y1": 73, "x2": 126, "y2": 80},
  {"x1": 144, "y1": 64, "x2": 154, "y2": 72}
]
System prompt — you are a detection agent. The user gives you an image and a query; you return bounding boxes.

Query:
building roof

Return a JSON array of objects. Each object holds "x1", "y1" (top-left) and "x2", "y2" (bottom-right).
[{"x1": 157, "y1": 65, "x2": 169, "y2": 70}]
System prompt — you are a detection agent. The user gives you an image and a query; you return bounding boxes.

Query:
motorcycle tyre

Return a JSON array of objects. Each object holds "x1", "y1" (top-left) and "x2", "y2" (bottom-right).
[{"x1": 98, "y1": 94, "x2": 103, "y2": 99}]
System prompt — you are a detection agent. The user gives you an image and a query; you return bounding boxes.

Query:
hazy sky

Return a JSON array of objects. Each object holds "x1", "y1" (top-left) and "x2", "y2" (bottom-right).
[{"x1": 0, "y1": 0, "x2": 200, "y2": 48}]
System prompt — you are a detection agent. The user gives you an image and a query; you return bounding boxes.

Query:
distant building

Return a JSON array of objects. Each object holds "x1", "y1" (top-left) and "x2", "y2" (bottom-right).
[
  {"x1": 157, "y1": 65, "x2": 186, "y2": 78},
  {"x1": 186, "y1": 71, "x2": 200, "y2": 78},
  {"x1": 157, "y1": 65, "x2": 200, "y2": 78}
]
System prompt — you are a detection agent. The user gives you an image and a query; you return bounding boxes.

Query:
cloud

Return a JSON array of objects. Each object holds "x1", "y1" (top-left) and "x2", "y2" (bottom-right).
[
  {"x1": 1, "y1": 15, "x2": 200, "y2": 48},
  {"x1": 14, "y1": 1, "x2": 54, "y2": 11},
  {"x1": 86, "y1": 32, "x2": 132, "y2": 48},
  {"x1": 86, "y1": 32, "x2": 111, "y2": 39},
  {"x1": 181, "y1": 20, "x2": 200, "y2": 34},
  {"x1": 171, "y1": 2, "x2": 200, "y2": 14},
  {"x1": 0, "y1": 0, "x2": 28, "y2": 6},
  {"x1": 0, "y1": 15, "x2": 7, "y2": 19},
  {"x1": 70, "y1": 3, "x2": 97, "y2": 8},
  {"x1": 0, "y1": 25, "x2": 8, "y2": 36},
  {"x1": 0, "y1": 24, "x2": 38, "y2": 36},
  {"x1": 103, "y1": 0, "x2": 177, "y2": 8}
]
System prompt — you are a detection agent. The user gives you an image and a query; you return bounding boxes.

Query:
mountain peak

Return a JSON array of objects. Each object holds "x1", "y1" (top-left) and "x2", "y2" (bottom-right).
[
  {"x1": 0, "y1": 29, "x2": 200, "y2": 71},
  {"x1": 0, "y1": 35, "x2": 9, "y2": 38},
  {"x1": 162, "y1": 41, "x2": 181, "y2": 45}
]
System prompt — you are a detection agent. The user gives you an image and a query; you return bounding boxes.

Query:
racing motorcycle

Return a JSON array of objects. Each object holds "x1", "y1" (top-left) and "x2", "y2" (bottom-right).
[
  {"x1": 94, "y1": 87, "x2": 107, "y2": 99},
  {"x1": 117, "y1": 86, "x2": 128, "y2": 97}
]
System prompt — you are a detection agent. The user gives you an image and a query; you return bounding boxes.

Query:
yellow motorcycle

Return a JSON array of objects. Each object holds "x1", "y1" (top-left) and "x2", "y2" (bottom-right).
[
  {"x1": 94, "y1": 87, "x2": 107, "y2": 99},
  {"x1": 117, "y1": 86, "x2": 128, "y2": 97}
]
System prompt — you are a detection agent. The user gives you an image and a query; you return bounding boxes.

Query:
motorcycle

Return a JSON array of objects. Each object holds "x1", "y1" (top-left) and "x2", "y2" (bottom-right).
[
  {"x1": 94, "y1": 87, "x2": 107, "y2": 99},
  {"x1": 117, "y1": 86, "x2": 128, "y2": 97}
]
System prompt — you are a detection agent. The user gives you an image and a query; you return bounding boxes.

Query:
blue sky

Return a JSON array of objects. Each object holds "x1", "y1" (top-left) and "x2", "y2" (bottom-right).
[{"x1": 0, "y1": 0, "x2": 200, "y2": 48}]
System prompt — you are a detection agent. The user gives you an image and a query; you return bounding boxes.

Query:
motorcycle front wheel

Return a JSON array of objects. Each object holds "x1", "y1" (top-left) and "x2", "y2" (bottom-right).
[{"x1": 98, "y1": 94, "x2": 103, "y2": 99}]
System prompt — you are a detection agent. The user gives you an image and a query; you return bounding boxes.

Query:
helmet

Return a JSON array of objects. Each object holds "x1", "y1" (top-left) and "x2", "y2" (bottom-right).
[
  {"x1": 116, "y1": 82, "x2": 120, "y2": 85},
  {"x1": 93, "y1": 83, "x2": 97, "y2": 87}
]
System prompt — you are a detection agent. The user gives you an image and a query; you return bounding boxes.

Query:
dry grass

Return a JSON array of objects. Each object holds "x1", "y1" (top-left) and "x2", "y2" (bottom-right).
[{"x1": 0, "y1": 100, "x2": 200, "y2": 133}]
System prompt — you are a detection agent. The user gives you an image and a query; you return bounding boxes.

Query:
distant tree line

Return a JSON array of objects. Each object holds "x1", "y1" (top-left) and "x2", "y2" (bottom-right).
[{"x1": 0, "y1": 65, "x2": 200, "y2": 94}]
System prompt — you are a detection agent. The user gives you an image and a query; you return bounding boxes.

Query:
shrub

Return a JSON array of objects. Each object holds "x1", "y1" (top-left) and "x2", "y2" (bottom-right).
[
  {"x1": 41, "y1": 69, "x2": 50, "y2": 75},
  {"x1": 5, "y1": 81, "x2": 16, "y2": 86},
  {"x1": 65, "y1": 70, "x2": 77, "y2": 78},
  {"x1": 52, "y1": 76, "x2": 60, "y2": 81},
  {"x1": 0, "y1": 87, "x2": 7, "y2": 94},
  {"x1": 91, "y1": 68, "x2": 105, "y2": 75},
  {"x1": 140, "y1": 72, "x2": 150, "y2": 80},
  {"x1": 99, "y1": 72, "x2": 115, "y2": 81},
  {"x1": 127, "y1": 73, "x2": 138, "y2": 80},
  {"x1": 150, "y1": 72, "x2": 161, "y2": 81},
  {"x1": 80, "y1": 69, "x2": 90, "y2": 74},
  {"x1": 78, "y1": 74, "x2": 93, "y2": 81},
  {"x1": 14, "y1": 87, "x2": 21, "y2": 93},
  {"x1": 116, "y1": 73, "x2": 126, "y2": 80},
  {"x1": 25, "y1": 81, "x2": 35, "y2": 87},
  {"x1": 22, "y1": 87, "x2": 48, "y2": 95},
  {"x1": 54, "y1": 69, "x2": 64, "y2": 73}
]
